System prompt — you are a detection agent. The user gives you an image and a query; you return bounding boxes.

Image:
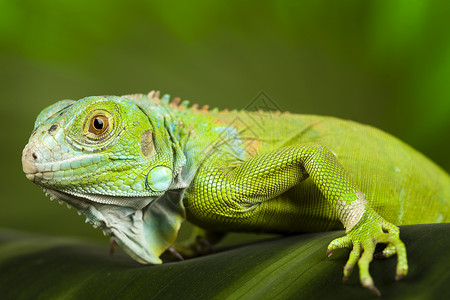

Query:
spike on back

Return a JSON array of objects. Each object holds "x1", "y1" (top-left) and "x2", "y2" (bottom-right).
[
  {"x1": 122, "y1": 93, "x2": 145, "y2": 100},
  {"x1": 161, "y1": 94, "x2": 171, "y2": 104},
  {"x1": 170, "y1": 97, "x2": 181, "y2": 106},
  {"x1": 147, "y1": 90, "x2": 159, "y2": 99},
  {"x1": 181, "y1": 100, "x2": 190, "y2": 109},
  {"x1": 123, "y1": 90, "x2": 231, "y2": 113}
]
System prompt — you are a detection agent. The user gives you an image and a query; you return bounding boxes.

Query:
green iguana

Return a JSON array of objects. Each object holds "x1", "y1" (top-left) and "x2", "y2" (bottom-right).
[{"x1": 22, "y1": 91, "x2": 450, "y2": 295}]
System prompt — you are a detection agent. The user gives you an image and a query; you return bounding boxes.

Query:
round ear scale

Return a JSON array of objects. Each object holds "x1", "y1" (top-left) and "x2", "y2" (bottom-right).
[{"x1": 146, "y1": 166, "x2": 173, "y2": 192}]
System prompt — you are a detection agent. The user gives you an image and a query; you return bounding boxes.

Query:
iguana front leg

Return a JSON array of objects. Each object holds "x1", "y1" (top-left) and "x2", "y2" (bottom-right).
[{"x1": 187, "y1": 143, "x2": 407, "y2": 295}]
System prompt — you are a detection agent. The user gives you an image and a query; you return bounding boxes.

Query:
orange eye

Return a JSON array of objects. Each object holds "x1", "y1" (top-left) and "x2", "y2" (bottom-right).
[{"x1": 88, "y1": 115, "x2": 109, "y2": 135}]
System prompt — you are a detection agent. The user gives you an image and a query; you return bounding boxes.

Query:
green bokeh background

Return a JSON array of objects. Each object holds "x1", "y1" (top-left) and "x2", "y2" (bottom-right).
[{"x1": 1, "y1": 0, "x2": 449, "y2": 241}]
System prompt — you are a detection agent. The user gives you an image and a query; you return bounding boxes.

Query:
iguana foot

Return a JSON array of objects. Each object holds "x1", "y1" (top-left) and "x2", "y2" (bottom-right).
[
  {"x1": 161, "y1": 228, "x2": 226, "y2": 261},
  {"x1": 171, "y1": 235, "x2": 215, "y2": 259},
  {"x1": 326, "y1": 207, "x2": 408, "y2": 296}
]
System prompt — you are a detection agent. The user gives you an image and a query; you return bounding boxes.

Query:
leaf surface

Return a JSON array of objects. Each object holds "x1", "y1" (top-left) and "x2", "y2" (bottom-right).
[{"x1": 1, "y1": 224, "x2": 449, "y2": 300}]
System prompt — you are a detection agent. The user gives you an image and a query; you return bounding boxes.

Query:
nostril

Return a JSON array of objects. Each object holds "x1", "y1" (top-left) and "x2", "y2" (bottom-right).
[{"x1": 22, "y1": 145, "x2": 39, "y2": 176}]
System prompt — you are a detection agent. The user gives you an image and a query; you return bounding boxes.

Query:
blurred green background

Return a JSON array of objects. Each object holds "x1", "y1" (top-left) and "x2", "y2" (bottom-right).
[{"x1": 1, "y1": 0, "x2": 449, "y2": 241}]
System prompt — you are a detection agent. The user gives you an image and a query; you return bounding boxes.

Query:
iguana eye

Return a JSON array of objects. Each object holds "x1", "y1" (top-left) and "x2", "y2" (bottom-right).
[
  {"x1": 74, "y1": 106, "x2": 118, "y2": 145},
  {"x1": 89, "y1": 115, "x2": 109, "y2": 135},
  {"x1": 85, "y1": 114, "x2": 111, "y2": 141}
]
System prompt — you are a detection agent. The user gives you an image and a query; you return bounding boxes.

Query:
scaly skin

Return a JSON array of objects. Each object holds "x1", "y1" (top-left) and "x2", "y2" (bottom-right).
[{"x1": 22, "y1": 92, "x2": 450, "y2": 295}]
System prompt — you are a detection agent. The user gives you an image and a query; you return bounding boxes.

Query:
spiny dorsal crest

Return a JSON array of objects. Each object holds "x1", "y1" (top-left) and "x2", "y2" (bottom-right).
[{"x1": 123, "y1": 90, "x2": 227, "y2": 113}]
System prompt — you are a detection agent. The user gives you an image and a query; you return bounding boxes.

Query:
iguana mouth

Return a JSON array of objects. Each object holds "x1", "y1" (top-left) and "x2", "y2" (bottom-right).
[
  {"x1": 22, "y1": 142, "x2": 109, "y2": 182},
  {"x1": 41, "y1": 188, "x2": 157, "y2": 226}
]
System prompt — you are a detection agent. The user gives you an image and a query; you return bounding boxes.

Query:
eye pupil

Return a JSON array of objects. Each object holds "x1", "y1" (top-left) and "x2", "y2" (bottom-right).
[
  {"x1": 93, "y1": 118, "x2": 103, "y2": 130},
  {"x1": 88, "y1": 114, "x2": 109, "y2": 137}
]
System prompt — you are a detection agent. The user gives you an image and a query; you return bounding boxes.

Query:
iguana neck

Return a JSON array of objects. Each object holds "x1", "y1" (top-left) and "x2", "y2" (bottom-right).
[
  {"x1": 169, "y1": 108, "x2": 235, "y2": 184},
  {"x1": 130, "y1": 93, "x2": 245, "y2": 186}
]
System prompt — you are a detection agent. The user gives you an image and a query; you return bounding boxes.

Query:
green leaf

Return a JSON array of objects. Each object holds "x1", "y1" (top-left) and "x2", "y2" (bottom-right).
[{"x1": 1, "y1": 224, "x2": 449, "y2": 300}]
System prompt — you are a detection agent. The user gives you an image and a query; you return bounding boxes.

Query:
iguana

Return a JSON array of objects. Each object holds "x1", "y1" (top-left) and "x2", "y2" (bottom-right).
[{"x1": 22, "y1": 91, "x2": 450, "y2": 295}]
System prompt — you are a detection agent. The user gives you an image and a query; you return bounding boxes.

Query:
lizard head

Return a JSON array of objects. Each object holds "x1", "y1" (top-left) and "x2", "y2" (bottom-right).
[{"x1": 22, "y1": 95, "x2": 187, "y2": 264}]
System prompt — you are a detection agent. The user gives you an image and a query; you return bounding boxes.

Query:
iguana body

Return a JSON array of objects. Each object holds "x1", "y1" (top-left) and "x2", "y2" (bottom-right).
[{"x1": 22, "y1": 92, "x2": 450, "y2": 295}]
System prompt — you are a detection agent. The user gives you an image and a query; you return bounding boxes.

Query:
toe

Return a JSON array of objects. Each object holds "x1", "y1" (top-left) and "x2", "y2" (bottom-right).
[
  {"x1": 327, "y1": 235, "x2": 352, "y2": 258},
  {"x1": 374, "y1": 243, "x2": 396, "y2": 259},
  {"x1": 391, "y1": 239, "x2": 408, "y2": 280},
  {"x1": 343, "y1": 242, "x2": 361, "y2": 282},
  {"x1": 358, "y1": 240, "x2": 378, "y2": 294}
]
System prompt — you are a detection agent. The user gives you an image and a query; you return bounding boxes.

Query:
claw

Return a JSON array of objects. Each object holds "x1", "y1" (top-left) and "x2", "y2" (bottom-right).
[
  {"x1": 326, "y1": 249, "x2": 333, "y2": 258},
  {"x1": 373, "y1": 252, "x2": 386, "y2": 259},
  {"x1": 360, "y1": 277, "x2": 381, "y2": 296},
  {"x1": 368, "y1": 285, "x2": 381, "y2": 296},
  {"x1": 109, "y1": 238, "x2": 117, "y2": 255},
  {"x1": 168, "y1": 247, "x2": 184, "y2": 261},
  {"x1": 196, "y1": 235, "x2": 213, "y2": 254}
]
